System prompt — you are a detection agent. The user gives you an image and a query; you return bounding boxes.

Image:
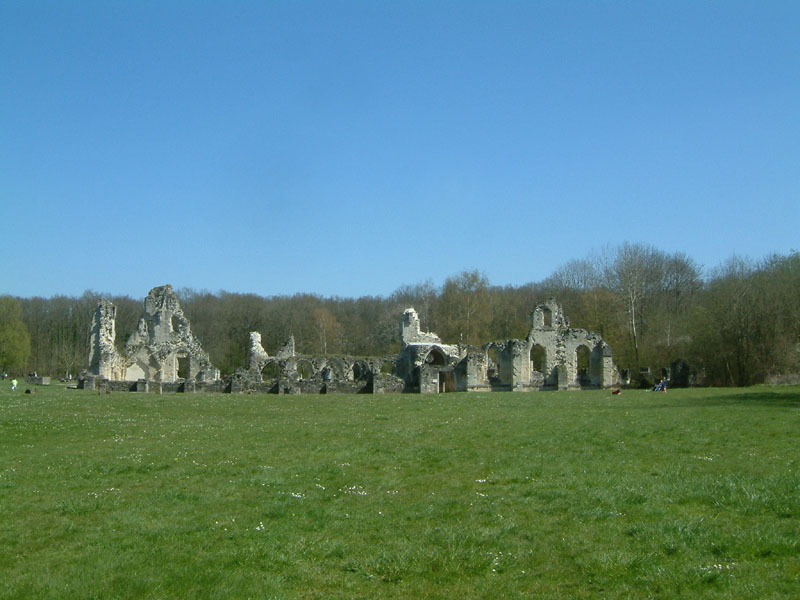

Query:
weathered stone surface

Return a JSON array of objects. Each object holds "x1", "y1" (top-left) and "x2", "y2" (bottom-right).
[
  {"x1": 248, "y1": 332, "x2": 270, "y2": 374},
  {"x1": 86, "y1": 286, "x2": 617, "y2": 396},
  {"x1": 395, "y1": 310, "x2": 465, "y2": 393},
  {"x1": 526, "y1": 300, "x2": 617, "y2": 390},
  {"x1": 123, "y1": 285, "x2": 219, "y2": 383},
  {"x1": 401, "y1": 308, "x2": 441, "y2": 344},
  {"x1": 88, "y1": 299, "x2": 125, "y2": 380},
  {"x1": 88, "y1": 285, "x2": 220, "y2": 385},
  {"x1": 401, "y1": 299, "x2": 618, "y2": 394}
]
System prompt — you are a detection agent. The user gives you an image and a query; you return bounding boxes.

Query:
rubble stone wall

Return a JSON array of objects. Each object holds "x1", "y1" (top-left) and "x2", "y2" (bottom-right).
[{"x1": 84, "y1": 286, "x2": 617, "y2": 396}]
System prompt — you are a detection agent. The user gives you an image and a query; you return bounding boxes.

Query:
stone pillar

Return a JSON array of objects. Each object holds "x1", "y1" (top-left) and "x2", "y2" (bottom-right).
[
  {"x1": 602, "y1": 346, "x2": 615, "y2": 388},
  {"x1": 556, "y1": 364, "x2": 569, "y2": 390}
]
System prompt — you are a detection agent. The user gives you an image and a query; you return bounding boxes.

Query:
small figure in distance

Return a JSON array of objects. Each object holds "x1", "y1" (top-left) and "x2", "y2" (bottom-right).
[{"x1": 11, "y1": 378, "x2": 18, "y2": 390}]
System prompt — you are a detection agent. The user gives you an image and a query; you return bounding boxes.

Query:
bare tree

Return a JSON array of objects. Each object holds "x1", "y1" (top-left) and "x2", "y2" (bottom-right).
[
  {"x1": 437, "y1": 270, "x2": 491, "y2": 345},
  {"x1": 603, "y1": 243, "x2": 666, "y2": 365}
]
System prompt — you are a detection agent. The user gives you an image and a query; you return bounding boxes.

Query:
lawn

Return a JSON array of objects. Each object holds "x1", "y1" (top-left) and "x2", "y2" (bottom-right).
[{"x1": 1, "y1": 385, "x2": 798, "y2": 598}]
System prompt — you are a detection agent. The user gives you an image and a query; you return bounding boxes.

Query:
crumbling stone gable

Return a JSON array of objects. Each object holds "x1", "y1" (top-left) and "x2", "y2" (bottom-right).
[
  {"x1": 527, "y1": 299, "x2": 617, "y2": 389},
  {"x1": 124, "y1": 285, "x2": 219, "y2": 383},
  {"x1": 87, "y1": 285, "x2": 219, "y2": 385}
]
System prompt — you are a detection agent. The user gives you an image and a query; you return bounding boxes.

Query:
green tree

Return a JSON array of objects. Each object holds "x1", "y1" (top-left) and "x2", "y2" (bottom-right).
[{"x1": 0, "y1": 296, "x2": 31, "y2": 373}]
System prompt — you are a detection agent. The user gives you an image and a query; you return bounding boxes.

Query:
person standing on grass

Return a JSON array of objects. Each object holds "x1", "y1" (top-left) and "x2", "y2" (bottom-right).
[{"x1": 11, "y1": 378, "x2": 18, "y2": 390}]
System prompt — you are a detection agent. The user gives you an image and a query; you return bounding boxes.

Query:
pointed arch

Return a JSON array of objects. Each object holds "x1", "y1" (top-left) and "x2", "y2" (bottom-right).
[
  {"x1": 424, "y1": 347, "x2": 447, "y2": 366},
  {"x1": 530, "y1": 344, "x2": 546, "y2": 374}
]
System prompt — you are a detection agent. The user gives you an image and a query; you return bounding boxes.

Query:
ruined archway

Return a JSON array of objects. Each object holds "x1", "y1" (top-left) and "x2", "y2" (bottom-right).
[
  {"x1": 352, "y1": 360, "x2": 371, "y2": 382},
  {"x1": 576, "y1": 345, "x2": 591, "y2": 386},
  {"x1": 125, "y1": 361, "x2": 148, "y2": 382},
  {"x1": 296, "y1": 359, "x2": 315, "y2": 380},
  {"x1": 424, "y1": 347, "x2": 447, "y2": 367},
  {"x1": 530, "y1": 344, "x2": 546, "y2": 375},
  {"x1": 262, "y1": 360, "x2": 281, "y2": 380},
  {"x1": 325, "y1": 358, "x2": 347, "y2": 381},
  {"x1": 176, "y1": 353, "x2": 189, "y2": 380},
  {"x1": 487, "y1": 346, "x2": 500, "y2": 382},
  {"x1": 591, "y1": 343, "x2": 606, "y2": 383}
]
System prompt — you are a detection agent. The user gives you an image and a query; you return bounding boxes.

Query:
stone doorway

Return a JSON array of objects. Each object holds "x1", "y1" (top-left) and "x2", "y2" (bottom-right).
[
  {"x1": 438, "y1": 370, "x2": 455, "y2": 393},
  {"x1": 177, "y1": 354, "x2": 190, "y2": 380}
]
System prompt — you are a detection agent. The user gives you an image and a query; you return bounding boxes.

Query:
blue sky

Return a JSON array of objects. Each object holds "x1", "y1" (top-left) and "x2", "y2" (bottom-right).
[{"x1": 2, "y1": 1, "x2": 798, "y2": 299}]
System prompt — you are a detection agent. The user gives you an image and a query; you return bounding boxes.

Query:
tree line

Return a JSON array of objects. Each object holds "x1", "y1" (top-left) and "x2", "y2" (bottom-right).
[{"x1": 2, "y1": 244, "x2": 798, "y2": 386}]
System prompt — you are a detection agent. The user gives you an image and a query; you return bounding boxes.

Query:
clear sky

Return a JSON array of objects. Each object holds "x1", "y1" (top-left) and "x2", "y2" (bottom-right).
[{"x1": 2, "y1": 1, "x2": 798, "y2": 299}]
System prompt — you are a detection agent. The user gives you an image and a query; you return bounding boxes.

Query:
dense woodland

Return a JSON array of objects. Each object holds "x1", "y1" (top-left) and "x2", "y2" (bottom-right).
[{"x1": 1, "y1": 244, "x2": 798, "y2": 387}]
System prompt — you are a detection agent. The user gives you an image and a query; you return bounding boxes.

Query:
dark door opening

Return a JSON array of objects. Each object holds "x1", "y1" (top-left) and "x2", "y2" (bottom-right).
[
  {"x1": 177, "y1": 354, "x2": 189, "y2": 380},
  {"x1": 438, "y1": 370, "x2": 455, "y2": 393}
]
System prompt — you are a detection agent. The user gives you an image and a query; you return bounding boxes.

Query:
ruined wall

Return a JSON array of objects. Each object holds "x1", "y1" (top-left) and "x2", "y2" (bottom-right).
[
  {"x1": 88, "y1": 299, "x2": 124, "y2": 380},
  {"x1": 86, "y1": 290, "x2": 616, "y2": 396},
  {"x1": 460, "y1": 349, "x2": 490, "y2": 392},
  {"x1": 394, "y1": 308, "x2": 464, "y2": 393},
  {"x1": 240, "y1": 329, "x2": 403, "y2": 394},
  {"x1": 123, "y1": 285, "x2": 219, "y2": 383},
  {"x1": 401, "y1": 308, "x2": 441, "y2": 344},
  {"x1": 527, "y1": 300, "x2": 616, "y2": 389},
  {"x1": 395, "y1": 302, "x2": 617, "y2": 394},
  {"x1": 87, "y1": 285, "x2": 220, "y2": 385}
]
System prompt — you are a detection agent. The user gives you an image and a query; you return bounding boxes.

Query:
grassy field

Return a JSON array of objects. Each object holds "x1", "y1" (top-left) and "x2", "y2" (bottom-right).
[{"x1": 1, "y1": 384, "x2": 798, "y2": 599}]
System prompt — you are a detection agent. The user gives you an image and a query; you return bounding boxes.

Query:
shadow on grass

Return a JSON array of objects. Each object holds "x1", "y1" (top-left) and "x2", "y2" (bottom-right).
[{"x1": 632, "y1": 389, "x2": 800, "y2": 409}]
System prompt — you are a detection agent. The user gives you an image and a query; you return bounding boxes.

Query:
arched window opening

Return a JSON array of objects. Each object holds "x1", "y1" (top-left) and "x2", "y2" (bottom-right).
[
  {"x1": 352, "y1": 362, "x2": 369, "y2": 381},
  {"x1": 425, "y1": 347, "x2": 447, "y2": 367},
  {"x1": 576, "y1": 346, "x2": 591, "y2": 384},
  {"x1": 326, "y1": 359, "x2": 346, "y2": 381},
  {"x1": 177, "y1": 353, "x2": 189, "y2": 380},
  {"x1": 530, "y1": 344, "x2": 546, "y2": 374},
  {"x1": 297, "y1": 360, "x2": 314, "y2": 380},
  {"x1": 262, "y1": 361, "x2": 281, "y2": 380},
  {"x1": 487, "y1": 347, "x2": 500, "y2": 382}
]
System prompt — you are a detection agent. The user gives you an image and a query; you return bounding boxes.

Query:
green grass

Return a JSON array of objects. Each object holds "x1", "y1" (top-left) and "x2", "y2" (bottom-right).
[{"x1": 1, "y1": 385, "x2": 799, "y2": 598}]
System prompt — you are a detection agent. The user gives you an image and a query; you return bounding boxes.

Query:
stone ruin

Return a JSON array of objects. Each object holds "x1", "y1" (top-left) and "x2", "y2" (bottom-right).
[
  {"x1": 618, "y1": 358, "x2": 694, "y2": 388},
  {"x1": 234, "y1": 331, "x2": 403, "y2": 395},
  {"x1": 394, "y1": 308, "x2": 463, "y2": 393},
  {"x1": 82, "y1": 285, "x2": 618, "y2": 395},
  {"x1": 241, "y1": 300, "x2": 617, "y2": 395},
  {"x1": 82, "y1": 285, "x2": 220, "y2": 392},
  {"x1": 394, "y1": 300, "x2": 618, "y2": 393}
]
